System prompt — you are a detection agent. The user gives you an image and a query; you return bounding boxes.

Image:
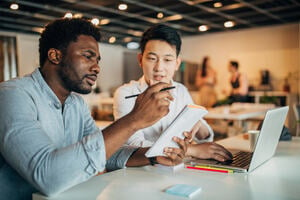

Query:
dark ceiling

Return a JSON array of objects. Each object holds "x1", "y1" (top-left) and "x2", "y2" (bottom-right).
[{"x1": 0, "y1": 0, "x2": 299, "y2": 47}]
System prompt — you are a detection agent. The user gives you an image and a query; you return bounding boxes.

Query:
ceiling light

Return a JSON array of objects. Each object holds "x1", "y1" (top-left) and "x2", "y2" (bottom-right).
[
  {"x1": 91, "y1": 18, "x2": 100, "y2": 26},
  {"x1": 157, "y1": 12, "x2": 164, "y2": 19},
  {"x1": 64, "y1": 12, "x2": 73, "y2": 19},
  {"x1": 224, "y1": 21, "x2": 235, "y2": 28},
  {"x1": 127, "y1": 42, "x2": 139, "y2": 50},
  {"x1": 10, "y1": 3, "x2": 19, "y2": 10},
  {"x1": 214, "y1": 2, "x2": 223, "y2": 8},
  {"x1": 109, "y1": 36, "x2": 116, "y2": 43},
  {"x1": 198, "y1": 25, "x2": 208, "y2": 32},
  {"x1": 118, "y1": 4, "x2": 128, "y2": 11},
  {"x1": 100, "y1": 19, "x2": 110, "y2": 25}
]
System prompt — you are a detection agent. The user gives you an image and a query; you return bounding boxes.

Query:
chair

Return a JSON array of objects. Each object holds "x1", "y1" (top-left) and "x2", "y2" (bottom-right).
[{"x1": 293, "y1": 104, "x2": 300, "y2": 137}]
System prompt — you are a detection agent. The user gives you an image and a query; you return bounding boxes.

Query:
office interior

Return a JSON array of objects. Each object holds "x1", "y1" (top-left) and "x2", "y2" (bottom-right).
[
  {"x1": 1, "y1": 1, "x2": 300, "y2": 199},
  {"x1": 0, "y1": 1, "x2": 300, "y2": 135}
]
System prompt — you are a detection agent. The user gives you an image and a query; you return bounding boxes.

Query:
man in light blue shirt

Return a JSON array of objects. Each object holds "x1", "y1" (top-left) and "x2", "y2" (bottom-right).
[{"x1": 0, "y1": 18, "x2": 187, "y2": 200}]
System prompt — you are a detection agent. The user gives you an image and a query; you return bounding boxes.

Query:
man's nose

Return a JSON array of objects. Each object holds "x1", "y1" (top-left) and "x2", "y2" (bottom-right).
[
  {"x1": 154, "y1": 59, "x2": 163, "y2": 72},
  {"x1": 91, "y1": 63, "x2": 100, "y2": 74}
]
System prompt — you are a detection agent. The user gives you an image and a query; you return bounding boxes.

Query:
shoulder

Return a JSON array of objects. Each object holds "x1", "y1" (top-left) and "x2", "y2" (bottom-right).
[
  {"x1": 114, "y1": 79, "x2": 140, "y2": 99},
  {"x1": 0, "y1": 76, "x2": 35, "y2": 97},
  {"x1": 173, "y1": 81, "x2": 189, "y2": 93}
]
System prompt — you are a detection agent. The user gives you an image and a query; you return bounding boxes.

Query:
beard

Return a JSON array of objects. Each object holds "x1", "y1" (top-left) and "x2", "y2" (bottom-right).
[{"x1": 59, "y1": 60, "x2": 92, "y2": 94}]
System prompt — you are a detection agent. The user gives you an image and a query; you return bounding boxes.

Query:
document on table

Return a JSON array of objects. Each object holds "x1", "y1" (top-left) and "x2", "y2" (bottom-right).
[{"x1": 145, "y1": 104, "x2": 208, "y2": 157}]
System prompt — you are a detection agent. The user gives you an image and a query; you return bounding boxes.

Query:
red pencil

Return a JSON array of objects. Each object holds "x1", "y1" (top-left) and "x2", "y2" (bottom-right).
[{"x1": 186, "y1": 165, "x2": 232, "y2": 173}]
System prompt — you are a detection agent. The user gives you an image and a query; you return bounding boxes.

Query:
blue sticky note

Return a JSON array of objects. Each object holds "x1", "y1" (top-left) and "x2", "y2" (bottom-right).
[{"x1": 165, "y1": 184, "x2": 202, "y2": 198}]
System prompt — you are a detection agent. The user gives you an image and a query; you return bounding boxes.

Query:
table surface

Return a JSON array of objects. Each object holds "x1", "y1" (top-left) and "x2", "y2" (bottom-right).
[{"x1": 33, "y1": 136, "x2": 300, "y2": 200}]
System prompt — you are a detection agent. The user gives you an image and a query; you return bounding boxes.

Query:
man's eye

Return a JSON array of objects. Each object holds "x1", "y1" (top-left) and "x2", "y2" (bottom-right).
[
  {"x1": 83, "y1": 54, "x2": 92, "y2": 59},
  {"x1": 147, "y1": 57, "x2": 156, "y2": 61}
]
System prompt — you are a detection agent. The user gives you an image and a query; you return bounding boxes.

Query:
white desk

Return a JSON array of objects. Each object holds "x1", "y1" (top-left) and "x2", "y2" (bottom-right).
[{"x1": 33, "y1": 136, "x2": 300, "y2": 200}]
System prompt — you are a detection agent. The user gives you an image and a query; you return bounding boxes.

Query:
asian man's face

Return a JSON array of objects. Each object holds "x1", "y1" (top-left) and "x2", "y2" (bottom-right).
[
  {"x1": 138, "y1": 40, "x2": 181, "y2": 85},
  {"x1": 59, "y1": 35, "x2": 101, "y2": 94}
]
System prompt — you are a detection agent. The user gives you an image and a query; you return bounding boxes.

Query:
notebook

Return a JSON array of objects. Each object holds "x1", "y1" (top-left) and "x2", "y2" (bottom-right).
[
  {"x1": 145, "y1": 104, "x2": 208, "y2": 157},
  {"x1": 187, "y1": 106, "x2": 289, "y2": 173}
]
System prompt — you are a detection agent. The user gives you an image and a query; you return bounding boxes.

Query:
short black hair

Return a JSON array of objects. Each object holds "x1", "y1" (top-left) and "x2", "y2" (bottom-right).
[
  {"x1": 39, "y1": 18, "x2": 101, "y2": 67},
  {"x1": 230, "y1": 61, "x2": 239, "y2": 69},
  {"x1": 140, "y1": 24, "x2": 181, "y2": 56}
]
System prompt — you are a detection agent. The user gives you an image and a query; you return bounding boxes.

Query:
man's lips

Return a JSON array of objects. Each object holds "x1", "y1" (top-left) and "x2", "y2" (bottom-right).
[
  {"x1": 85, "y1": 74, "x2": 97, "y2": 86},
  {"x1": 153, "y1": 75, "x2": 164, "y2": 81}
]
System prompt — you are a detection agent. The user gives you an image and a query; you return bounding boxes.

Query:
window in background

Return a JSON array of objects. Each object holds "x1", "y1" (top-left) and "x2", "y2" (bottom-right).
[{"x1": 0, "y1": 36, "x2": 18, "y2": 82}]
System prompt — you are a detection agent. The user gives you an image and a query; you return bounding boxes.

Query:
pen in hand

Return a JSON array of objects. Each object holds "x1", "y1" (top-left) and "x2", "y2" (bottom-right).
[{"x1": 125, "y1": 86, "x2": 176, "y2": 99}]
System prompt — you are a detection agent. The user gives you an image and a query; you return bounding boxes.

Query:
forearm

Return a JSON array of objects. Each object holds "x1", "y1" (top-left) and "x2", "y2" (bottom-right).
[
  {"x1": 102, "y1": 112, "x2": 142, "y2": 159},
  {"x1": 126, "y1": 147, "x2": 151, "y2": 167}
]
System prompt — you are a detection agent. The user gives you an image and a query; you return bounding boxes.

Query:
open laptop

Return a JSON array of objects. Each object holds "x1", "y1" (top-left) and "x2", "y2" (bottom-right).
[{"x1": 187, "y1": 106, "x2": 289, "y2": 173}]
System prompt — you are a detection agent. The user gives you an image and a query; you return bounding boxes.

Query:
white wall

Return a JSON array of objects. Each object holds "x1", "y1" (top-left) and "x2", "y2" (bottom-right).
[
  {"x1": 181, "y1": 23, "x2": 300, "y2": 99},
  {"x1": 17, "y1": 34, "x2": 39, "y2": 76},
  {"x1": 97, "y1": 43, "x2": 125, "y2": 94}
]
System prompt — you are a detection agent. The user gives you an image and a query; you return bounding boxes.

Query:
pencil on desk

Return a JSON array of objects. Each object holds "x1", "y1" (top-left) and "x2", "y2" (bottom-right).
[
  {"x1": 186, "y1": 165, "x2": 233, "y2": 173},
  {"x1": 125, "y1": 86, "x2": 176, "y2": 99}
]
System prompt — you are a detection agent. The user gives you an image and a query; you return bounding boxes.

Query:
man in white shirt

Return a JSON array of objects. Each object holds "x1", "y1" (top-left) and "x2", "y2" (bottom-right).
[{"x1": 114, "y1": 25, "x2": 232, "y2": 162}]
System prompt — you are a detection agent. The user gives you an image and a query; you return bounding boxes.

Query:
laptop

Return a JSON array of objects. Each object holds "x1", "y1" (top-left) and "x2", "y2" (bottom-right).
[{"x1": 187, "y1": 106, "x2": 289, "y2": 173}]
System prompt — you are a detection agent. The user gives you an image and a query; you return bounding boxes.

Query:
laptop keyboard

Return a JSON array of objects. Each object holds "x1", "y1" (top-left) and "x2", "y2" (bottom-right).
[{"x1": 219, "y1": 151, "x2": 253, "y2": 168}]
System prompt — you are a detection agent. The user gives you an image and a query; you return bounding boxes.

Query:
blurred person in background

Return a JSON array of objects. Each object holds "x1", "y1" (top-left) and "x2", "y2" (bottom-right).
[{"x1": 195, "y1": 56, "x2": 217, "y2": 108}]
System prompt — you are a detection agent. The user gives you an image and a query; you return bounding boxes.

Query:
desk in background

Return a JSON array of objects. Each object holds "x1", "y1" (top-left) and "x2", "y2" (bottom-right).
[
  {"x1": 248, "y1": 91, "x2": 290, "y2": 106},
  {"x1": 205, "y1": 103, "x2": 274, "y2": 134},
  {"x1": 32, "y1": 136, "x2": 300, "y2": 200}
]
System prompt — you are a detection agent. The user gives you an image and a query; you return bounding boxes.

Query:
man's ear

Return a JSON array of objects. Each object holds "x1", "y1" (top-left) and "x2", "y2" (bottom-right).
[
  {"x1": 137, "y1": 53, "x2": 143, "y2": 69},
  {"x1": 48, "y1": 48, "x2": 62, "y2": 64},
  {"x1": 175, "y1": 56, "x2": 181, "y2": 71}
]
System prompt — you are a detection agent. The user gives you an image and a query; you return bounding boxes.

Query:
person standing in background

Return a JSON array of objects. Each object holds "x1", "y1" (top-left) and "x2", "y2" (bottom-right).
[
  {"x1": 195, "y1": 56, "x2": 217, "y2": 108},
  {"x1": 227, "y1": 60, "x2": 249, "y2": 103}
]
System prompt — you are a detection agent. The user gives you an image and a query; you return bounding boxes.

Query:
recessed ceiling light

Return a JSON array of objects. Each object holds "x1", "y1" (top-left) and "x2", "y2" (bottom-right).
[
  {"x1": 118, "y1": 4, "x2": 127, "y2": 11},
  {"x1": 64, "y1": 12, "x2": 73, "y2": 19},
  {"x1": 157, "y1": 12, "x2": 164, "y2": 19},
  {"x1": 198, "y1": 25, "x2": 208, "y2": 32},
  {"x1": 224, "y1": 21, "x2": 235, "y2": 28},
  {"x1": 127, "y1": 42, "x2": 139, "y2": 50},
  {"x1": 214, "y1": 2, "x2": 223, "y2": 8},
  {"x1": 109, "y1": 36, "x2": 116, "y2": 43},
  {"x1": 10, "y1": 3, "x2": 19, "y2": 10},
  {"x1": 91, "y1": 18, "x2": 100, "y2": 26}
]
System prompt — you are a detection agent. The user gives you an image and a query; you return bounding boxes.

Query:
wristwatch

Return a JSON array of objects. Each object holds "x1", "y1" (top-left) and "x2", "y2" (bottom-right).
[{"x1": 148, "y1": 157, "x2": 158, "y2": 166}]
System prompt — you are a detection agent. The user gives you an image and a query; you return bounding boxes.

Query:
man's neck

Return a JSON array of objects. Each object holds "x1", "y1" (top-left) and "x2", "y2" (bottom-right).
[{"x1": 39, "y1": 66, "x2": 70, "y2": 105}]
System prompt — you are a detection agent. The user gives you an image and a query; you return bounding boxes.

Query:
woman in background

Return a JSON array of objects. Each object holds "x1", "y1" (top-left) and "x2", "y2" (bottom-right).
[
  {"x1": 195, "y1": 56, "x2": 217, "y2": 108},
  {"x1": 227, "y1": 60, "x2": 249, "y2": 102}
]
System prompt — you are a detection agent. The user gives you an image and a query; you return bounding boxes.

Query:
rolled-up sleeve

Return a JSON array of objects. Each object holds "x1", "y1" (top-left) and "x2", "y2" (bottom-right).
[{"x1": 105, "y1": 145, "x2": 138, "y2": 171}]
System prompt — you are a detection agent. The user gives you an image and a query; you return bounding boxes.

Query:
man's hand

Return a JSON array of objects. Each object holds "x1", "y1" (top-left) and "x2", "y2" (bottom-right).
[
  {"x1": 186, "y1": 142, "x2": 233, "y2": 162},
  {"x1": 188, "y1": 121, "x2": 210, "y2": 142},
  {"x1": 156, "y1": 136, "x2": 189, "y2": 166},
  {"x1": 128, "y1": 82, "x2": 174, "y2": 130}
]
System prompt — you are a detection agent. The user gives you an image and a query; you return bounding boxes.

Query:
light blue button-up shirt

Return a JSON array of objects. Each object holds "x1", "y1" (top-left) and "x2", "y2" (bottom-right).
[{"x1": 0, "y1": 68, "x2": 136, "y2": 199}]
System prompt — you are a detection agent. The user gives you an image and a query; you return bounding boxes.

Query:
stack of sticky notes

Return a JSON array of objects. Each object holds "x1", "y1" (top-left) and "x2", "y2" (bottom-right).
[{"x1": 165, "y1": 184, "x2": 202, "y2": 198}]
